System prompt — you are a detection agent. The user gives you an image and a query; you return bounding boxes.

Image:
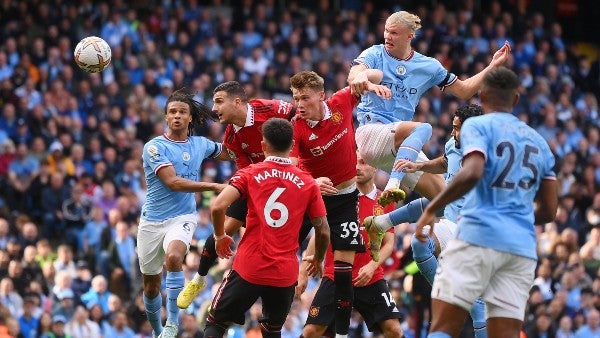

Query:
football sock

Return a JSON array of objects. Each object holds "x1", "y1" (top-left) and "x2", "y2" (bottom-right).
[
  {"x1": 428, "y1": 332, "x2": 451, "y2": 338},
  {"x1": 411, "y1": 234, "x2": 437, "y2": 285},
  {"x1": 470, "y1": 298, "x2": 487, "y2": 338},
  {"x1": 387, "y1": 197, "x2": 430, "y2": 225},
  {"x1": 260, "y1": 322, "x2": 283, "y2": 338},
  {"x1": 334, "y1": 260, "x2": 354, "y2": 336},
  {"x1": 204, "y1": 322, "x2": 227, "y2": 338},
  {"x1": 385, "y1": 123, "x2": 432, "y2": 191},
  {"x1": 165, "y1": 271, "x2": 184, "y2": 324},
  {"x1": 143, "y1": 293, "x2": 163, "y2": 335},
  {"x1": 198, "y1": 234, "x2": 218, "y2": 276}
]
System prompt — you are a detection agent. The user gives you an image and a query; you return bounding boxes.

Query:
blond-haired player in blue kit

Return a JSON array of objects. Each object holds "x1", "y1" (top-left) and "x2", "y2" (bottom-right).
[
  {"x1": 414, "y1": 67, "x2": 558, "y2": 338},
  {"x1": 348, "y1": 10, "x2": 511, "y2": 215}
]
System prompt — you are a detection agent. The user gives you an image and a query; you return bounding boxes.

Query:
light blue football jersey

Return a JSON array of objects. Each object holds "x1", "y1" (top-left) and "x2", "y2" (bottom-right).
[
  {"x1": 443, "y1": 139, "x2": 463, "y2": 223},
  {"x1": 141, "y1": 135, "x2": 222, "y2": 222},
  {"x1": 352, "y1": 45, "x2": 456, "y2": 125},
  {"x1": 458, "y1": 113, "x2": 556, "y2": 259}
]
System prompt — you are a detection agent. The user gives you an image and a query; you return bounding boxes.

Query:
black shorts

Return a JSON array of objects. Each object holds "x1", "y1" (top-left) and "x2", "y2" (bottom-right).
[
  {"x1": 323, "y1": 190, "x2": 365, "y2": 252},
  {"x1": 208, "y1": 270, "x2": 295, "y2": 326},
  {"x1": 225, "y1": 198, "x2": 248, "y2": 222},
  {"x1": 305, "y1": 277, "x2": 402, "y2": 331}
]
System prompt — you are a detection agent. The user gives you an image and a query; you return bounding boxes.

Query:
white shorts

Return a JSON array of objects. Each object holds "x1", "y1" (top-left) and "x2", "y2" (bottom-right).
[
  {"x1": 137, "y1": 213, "x2": 197, "y2": 275},
  {"x1": 355, "y1": 123, "x2": 426, "y2": 190},
  {"x1": 431, "y1": 239, "x2": 536, "y2": 320},
  {"x1": 432, "y1": 218, "x2": 457, "y2": 252}
]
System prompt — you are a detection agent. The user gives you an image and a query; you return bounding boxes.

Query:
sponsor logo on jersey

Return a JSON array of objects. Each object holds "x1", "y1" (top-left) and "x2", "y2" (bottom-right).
[
  {"x1": 308, "y1": 133, "x2": 318, "y2": 141},
  {"x1": 310, "y1": 147, "x2": 324, "y2": 156},
  {"x1": 331, "y1": 111, "x2": 343, "y2": 124},
  {"x1": 309, "y1": 306, "x2": 319, "y2": 317},
  {"x1": 182, "y1": 152, "x2": 190, "y2": 161},
  {"x1": 242, "y1": 143, "x2": 249, "y2": 149}
]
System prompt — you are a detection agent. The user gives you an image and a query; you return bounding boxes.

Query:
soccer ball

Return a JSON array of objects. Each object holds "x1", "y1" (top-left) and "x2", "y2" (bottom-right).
[{"x1": 73, "y1": 36, "x2": 112, "y2": 73}]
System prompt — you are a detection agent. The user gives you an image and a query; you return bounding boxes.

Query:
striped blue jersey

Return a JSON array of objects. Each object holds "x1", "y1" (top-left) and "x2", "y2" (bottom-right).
[
  {"x1": 458, "y1": 113, "x2": 556, "y2": 259},
  {"x1": 141, "y1": 134, "x2": 222, "y2": 222},
  {"x1": 352, "y1": 44, "x2": 456, "y2": 125}
]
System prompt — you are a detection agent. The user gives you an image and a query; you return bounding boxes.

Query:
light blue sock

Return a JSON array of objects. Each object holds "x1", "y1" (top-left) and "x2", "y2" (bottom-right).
[
  {"x1": 386, "y1": 123, "x2": 432, "y2": 190},
  {"x1": 428, "y1": 332, "x2": 451, "y2": 338},
  {"x1": 165, "y1": 271, "x2": 185, "y2": 324},
  {"x1": 143, "y1": 293, "x2": 163, "y2": 335},
  {"x1": 411, "y1": 234, "x2": 437, "y2": 285},
  {"x1": 388, "y1": 198, "x2": 430, "y2": 225},
  {"x1": 470, "y1": 298, "x2": 487, "y2": 338}
]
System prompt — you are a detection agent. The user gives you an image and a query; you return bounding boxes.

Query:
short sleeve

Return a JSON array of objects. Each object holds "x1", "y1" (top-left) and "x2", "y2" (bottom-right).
[
  {"x1": 200, "y1": 138, "x2": 223, "y2": 159},
  {"x1": 290, "y1": 120, "x2": 302, "y2": 158},
  {"x1": 351, "y1": 46, "x2": 379, "y2": 69},
  {"x1": 428, "y1": 58, "x2": 456, "y2": 89},
  {"x1": 228, "y1": 169, "x2": 250, "y2": 198},
  {"x1": 306, "y1": 182, "x2": 327, "y2": 219},
  {"x1": 460, "y1": 119, "x2": 488, "y2": 160},
  {"x1": 143, "y1": 141, "x2": 172, "y2": 174}
]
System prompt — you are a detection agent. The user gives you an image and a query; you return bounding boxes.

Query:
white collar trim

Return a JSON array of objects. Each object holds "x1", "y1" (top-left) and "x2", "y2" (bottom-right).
[
  {"x1": 306, "y1": 102, "x2": 331, "y2": 128},
  {"x1": 358, "y1": 185, "x2": 378, "y2": 200},
  {"x1": 233, "y1": 104, "x2": 254, "y2": 132}
]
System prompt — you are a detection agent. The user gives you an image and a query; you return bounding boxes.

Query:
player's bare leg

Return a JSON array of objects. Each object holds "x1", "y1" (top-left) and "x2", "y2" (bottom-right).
[
  {"x1": 427, "y1": 299, "x2": 469, "y2": 338},
  {"x1": 177, "y1": 217, "x2": 243, "y2": 309}
]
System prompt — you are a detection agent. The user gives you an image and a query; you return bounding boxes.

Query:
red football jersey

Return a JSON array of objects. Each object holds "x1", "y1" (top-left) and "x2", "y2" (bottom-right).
[
  {"x1": 290, "y1": 87, "x2": 359, "y2": 186},
  {"x1": 323, "y1": 187, "x2": 395, "y2": 285},
  {"x1": 223, "y1": 99, "x2": 294, "y2": 169},
  {"x1": 230, "y1": 157, "x2": 327, "y2": 287}
]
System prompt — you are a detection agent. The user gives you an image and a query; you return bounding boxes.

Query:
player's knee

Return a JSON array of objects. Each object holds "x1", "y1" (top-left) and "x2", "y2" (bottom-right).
[
  {"x1": 414, "y1": 122, "x2": 432, "y2": 138},
  {"x1": 302, "y1": 324, "x2": 326, "y2": 338},
  {"x1": 143, "y1": 283, "x2": 161, "y2": 299},
  {"x1": 380, "y1": 319, "x2": 404, "y2": 338},
  {"x1": 165, "y1": 251, "x2": 184, "y2": 270},
  {"x1": 411, "y1": 234, "x2": 433, "y2": 259}
]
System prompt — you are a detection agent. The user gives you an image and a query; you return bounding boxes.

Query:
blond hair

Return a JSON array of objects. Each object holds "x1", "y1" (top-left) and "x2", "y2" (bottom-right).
[{"x1": 386, "y1": 11, "x2": 422, "y2": 32}]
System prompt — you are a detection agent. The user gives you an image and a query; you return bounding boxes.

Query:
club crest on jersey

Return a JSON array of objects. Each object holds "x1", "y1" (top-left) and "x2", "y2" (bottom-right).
[
  {"x1": 331, "y1": 111, "x2": 343, "y2": 124},
  {"x1": 309, "y1": 306, "x2": 319, "y2": 317},
  {"x1": 396, "y1": 65, "x2": 406, "y2": 75},
  {"x1": 373, "y1": 205, "x2": 385, "y2": 216},
  {"x1": 182, "y1": 152, "x2": 190, "y2": 161}
]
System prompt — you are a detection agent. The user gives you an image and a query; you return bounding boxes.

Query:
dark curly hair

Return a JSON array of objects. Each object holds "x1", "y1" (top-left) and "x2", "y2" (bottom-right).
[
  {"x1": 453, "y1": 103, "x2": 483, "y2": 124},
  {"x1": 166, "y1": 87, "x2": 216, "y2": 136}
]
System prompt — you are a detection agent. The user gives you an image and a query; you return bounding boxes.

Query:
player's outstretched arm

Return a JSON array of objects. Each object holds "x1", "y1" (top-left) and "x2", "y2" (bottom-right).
[
  {"x1": 444, "y1": 42, "x2": 511, "y2": 100},
  {"x1": 210, "y1": 185, "x2": 240, "y2": 259},
  {"x1": 415, "y1": 151, "x2": 484, "y2": 242},
  {"x1": 534, "y1": 179, "x2": 559, "y2": 224},
  {"x1": 394, "y1": 154, "x2": 448, "y2": 174},
  {"x1": 296, "y1": 235, "x2": 316, "y2": 298},
  {"x1": 309, "y1": 216, "x2": 330, "y2": 277},
  {"x1": 157, "y1": 165, "x2": 227, "y2": 193}
]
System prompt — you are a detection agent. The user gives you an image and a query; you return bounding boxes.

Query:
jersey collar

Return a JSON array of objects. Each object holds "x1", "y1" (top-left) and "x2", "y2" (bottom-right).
[
  {"x1": 384, "y1": 47, "x2": 415, "y2": 62},
  {"x1": 358, "y1": 185, "x2": 378, "y2": 200},
  {"x1": 233, "y1": 104, "x2": 255, "y2": 132},
  {"x1": 264, "y1": 156, "x2": 292, "y2": 164},
  {"x1": 306, "y1": 102, "x2": 331, "y2": 128}
]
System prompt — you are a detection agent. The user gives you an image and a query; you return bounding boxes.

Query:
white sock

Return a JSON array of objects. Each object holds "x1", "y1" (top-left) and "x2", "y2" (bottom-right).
[
  {"x1": 335, "y1": 335, "x2": 348, "y2": 338},
  {"x1": 192, "y1": 273, "x2": 204, "y2": 284},
  {"x1": 384, "y1": 177, "x2": 401, "y2": 191},
  {"x1": 374, "y1": 214, "x2": 393, "y2": 232}
]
